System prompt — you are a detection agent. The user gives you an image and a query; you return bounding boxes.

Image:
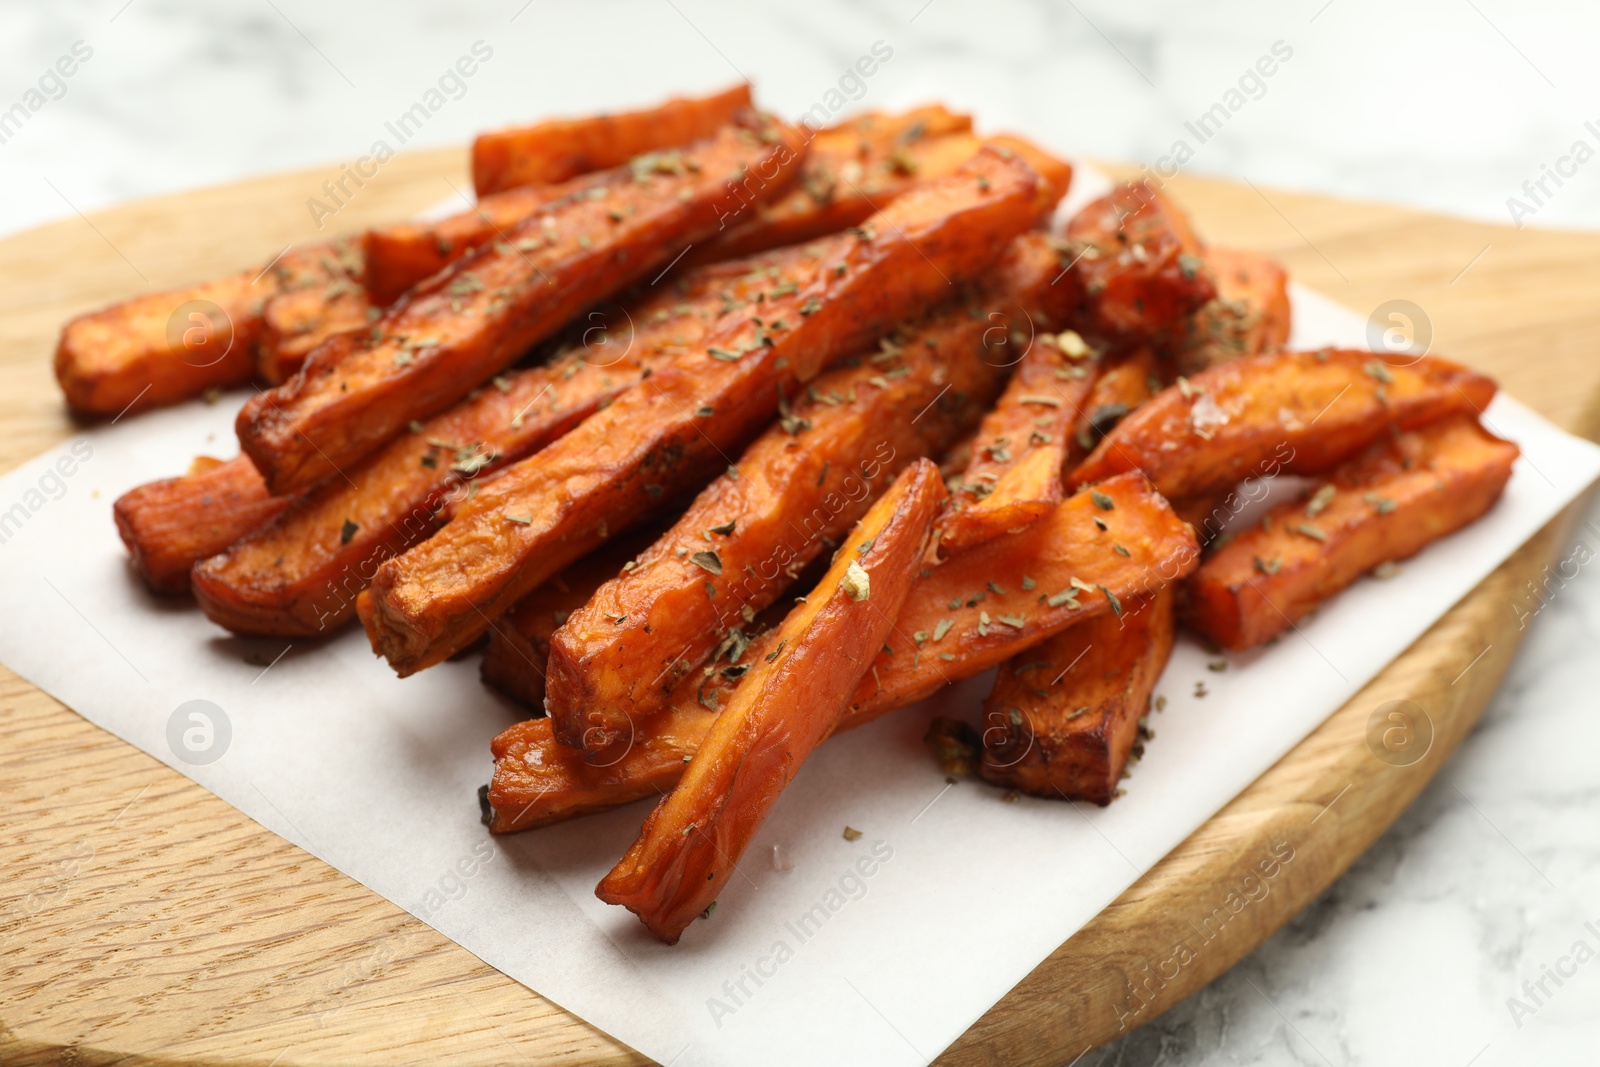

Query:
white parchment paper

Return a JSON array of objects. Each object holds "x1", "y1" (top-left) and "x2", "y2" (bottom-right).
[{"x1": 2, "y1": 190, "x2": 1597, "y2": 1066}]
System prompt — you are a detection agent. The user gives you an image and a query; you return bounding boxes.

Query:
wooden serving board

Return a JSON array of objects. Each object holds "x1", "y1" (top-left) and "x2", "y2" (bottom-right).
[{"x1": 2, "y1": 151, "x2": 1599, "y2": 1067}]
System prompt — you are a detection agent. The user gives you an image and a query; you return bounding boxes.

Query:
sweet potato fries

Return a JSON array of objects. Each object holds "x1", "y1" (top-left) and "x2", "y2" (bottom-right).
[{"x1": 76, "y1": 85, "x2": 1527, "y2": 945}]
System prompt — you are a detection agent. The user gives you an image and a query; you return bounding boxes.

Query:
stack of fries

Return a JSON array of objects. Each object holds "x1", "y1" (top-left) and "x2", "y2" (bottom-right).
[{"x1": 69, "y1": 85, "x2": 1517, "y2": 944}]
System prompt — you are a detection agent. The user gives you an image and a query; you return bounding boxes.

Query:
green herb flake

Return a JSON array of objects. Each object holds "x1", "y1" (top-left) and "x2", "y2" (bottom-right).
[
  {"x1": 1306, "y1": 484, "x2": 1337, "y2": 518},
  {"x1": 339, "y1": 519, "x2": 359, "y2": 545},
  {"x1": 1091, "y1": 490, "x2": 1115, "y2": 511},
  {"x1": 690, "y1": 550, "x2": 723, "y2": 575}
]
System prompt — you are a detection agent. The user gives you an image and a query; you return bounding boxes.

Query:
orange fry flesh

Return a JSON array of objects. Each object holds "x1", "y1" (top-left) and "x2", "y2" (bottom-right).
[
  {"x1": 596, "y1": 459, "x2": 945, "y2": 943},
  {"x1": 980, "y1": 587, "x2": 1175, "y2": 803},
  {"x1": 486, "y1": 471, "x2": 1198, "y2": 832},
  {"x1": 238, "y1": 114, "x2": 810, "y2": 495},
  {"x1": 1070, "y1": 349, "x2": 1500, "y2": 500},
  {"x1": 472, "y1": 83, "x2": 754, "y2": 197},
  {"x1": 361, "y1": 147, "x2": 1047, "y2": 675},
  {"x1": 1184, "y1": 413, "x2": 1518, "y2": 650}
]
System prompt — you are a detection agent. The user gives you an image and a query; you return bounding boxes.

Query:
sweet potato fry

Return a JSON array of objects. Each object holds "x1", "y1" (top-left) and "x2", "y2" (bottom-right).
[
  {"x1": 699, "y1": 106, "x2": 975, "y2": 262},
  {"x1": 1071, "y1": 349, "x2": 1500, "y2": 500},
  {"x1": 940, "y1": 332, "x2": 1099, "y2": 553},
  {"x1": 486, "y1": 471, "x2": 1199, "y2": 831},
  {"x1": 1059, "y1": 181, "x2": 1214, "y2": 342},
  {"x1": 194, "y1": 246, "x2": 814, "y2": 635},
  {"x1": 845, "y1": 470, "x2": 1196, "y2": 715},
  {"x1": 979, "y1": 587, "x2": 1175, "y2": 803},
  {"x1": 361, "y1": 184, "x2": 564, "y2": 306},
  {"x1": 55, "y1": 271, "x2": 262, "y2": 415},
  {"x1": 1066, "y1": 345, "x2": 1160, "y2": 467},
  {"x1": 55, "y1": 238, "x2": 364, "y2": 415},
  {"x1": 472, "y1": 83, "x2": 754, "y2": 197},
  {"x1": 113, "y1": 456, "x2": 288, "y2": 595},
  {"x1": 1185, "y1": 413, "x2": 1518, "y2": 650},
  {"x1": 596, "y1": 459, "x2": 945, "y2": 942},
  {"x1": 257, "y1": 251, "x2": 374, "y2": 384},
  {"x1": 1163, "y1": 247, "x2": 1291, "y2": 377},
  {"x1": 362, "y1": 146, "x2": 1047, "y2": 675},
  {"x1": 544, "y1": 231, "x2": 1077, "y2": 748},
  {"x1": 238, "y1": 114, "x2": 810, "y2": 495}
]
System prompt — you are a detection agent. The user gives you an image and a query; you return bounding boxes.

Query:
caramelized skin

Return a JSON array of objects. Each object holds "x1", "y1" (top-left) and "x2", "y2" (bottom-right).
[
  {"x1": 194, "y1": 247, "x2": 817, "y2": 636},
  {"x1": 980, "y1": 587, "x2": 1175, "y2": 803},
  {"x1": 1185, "y1": 414, "x2": 1518, "y2": 650},
  {"x1": 596, "y1": 460, "x2": 944, "y2": 942},
  {"x1": 238, "y1": 114, "x2": 810, "y2": 495},
  {"x1": 1070, "y1": 349, "x2": 1500, "y2": 500},
  {"x1": 472, "y1": 83, "x2": 754, "y2": 196},
  {"x1": 1059, "y1": 181, "x2": 1215, "y2": 341},
  {"x1": 1162, "y1": 246, "x2": 1291, "y2": 377},
  {"x1": 113, "y1": 457, "x2": 288, "y2": 594},
  {"x1": 545, "y1": 233, "x2": 1073, "y2": 749},
  {"x1": 487, "y1": 471, "x2": 1198, "y2": 831},
  {"x1": 361, "y1": 148, "x2": 1046, "y2": 675},
  {"x1": 362, "y1": 184, "x2": 564, "y2": 306}
]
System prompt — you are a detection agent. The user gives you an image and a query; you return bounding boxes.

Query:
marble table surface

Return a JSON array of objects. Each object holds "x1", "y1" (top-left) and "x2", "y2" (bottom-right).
[{"x1": 3, "y1": 2, "x2": 1597, "y2": 1064}]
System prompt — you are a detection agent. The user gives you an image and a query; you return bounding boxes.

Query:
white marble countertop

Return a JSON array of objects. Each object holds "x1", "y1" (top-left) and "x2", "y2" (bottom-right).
[{"x1": 4, "y1": 2, "x2": 1598, "y2": 1063}]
